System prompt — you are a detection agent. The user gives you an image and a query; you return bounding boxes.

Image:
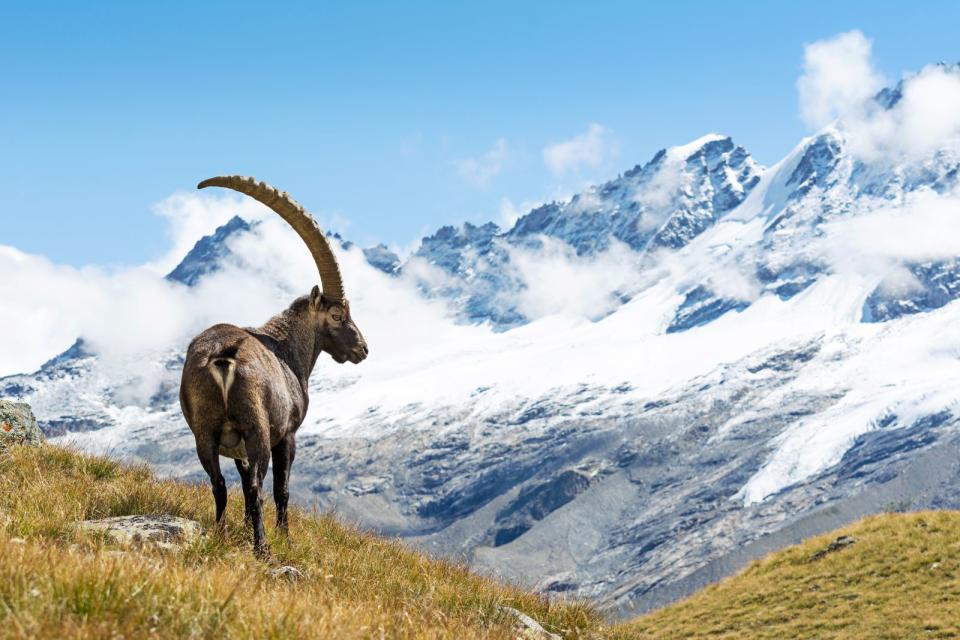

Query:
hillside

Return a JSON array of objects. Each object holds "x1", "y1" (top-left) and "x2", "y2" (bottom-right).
[
  {"x1": 0, "y1": 444, "x2": 601, "y2": 639},
  {"x1": 625, "y1": 511, "x2": 960, "y2": 639},
  {"x1": 5, "y1": 442, "x2": 960, "y2": 639}
]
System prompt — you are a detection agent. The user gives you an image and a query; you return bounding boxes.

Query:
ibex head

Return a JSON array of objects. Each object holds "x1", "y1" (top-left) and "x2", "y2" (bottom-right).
[
  {"x1": 198, "y1": 175, "x2": 368, "y2": 366},
  {"x1": 308, "y1": 285, "x2": 368, "y2": 364}
]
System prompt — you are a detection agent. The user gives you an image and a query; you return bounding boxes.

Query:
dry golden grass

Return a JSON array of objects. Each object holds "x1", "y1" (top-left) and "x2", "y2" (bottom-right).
[
  {"x1": 623, "y1": 510, "x2": 960, "y2": 639},
  {"x1": 5, "y1": 444, "x2": 958, "y2": 639},
  {"x1": 0, "y1": 444, "x2": 605, "y2": 639}
]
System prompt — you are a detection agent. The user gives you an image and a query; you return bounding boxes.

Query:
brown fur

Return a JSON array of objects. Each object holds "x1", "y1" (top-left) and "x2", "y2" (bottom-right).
[{"x1": 180, "y1": 286, "x2": 367, "y2": 557}]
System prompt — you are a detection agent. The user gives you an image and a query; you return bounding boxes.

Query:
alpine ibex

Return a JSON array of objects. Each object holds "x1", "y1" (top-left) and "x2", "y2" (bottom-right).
[{"x1": 180, "y1": 176, "x2": 368, "y2": 557}]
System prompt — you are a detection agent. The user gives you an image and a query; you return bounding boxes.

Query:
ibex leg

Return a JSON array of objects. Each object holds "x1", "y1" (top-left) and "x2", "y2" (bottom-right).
[
  {"x1": 196, "y1": 435, "x2": 227, "y2": 532},
  {"x1": 272, "y1": 434, "x2": 296, "y2": 535},
  {"x1": 242, "y1": 427, "x2": 272, "y2": 559},
  {"x1": 235, "y1": 459, "x2": 255, "y2": 526}
]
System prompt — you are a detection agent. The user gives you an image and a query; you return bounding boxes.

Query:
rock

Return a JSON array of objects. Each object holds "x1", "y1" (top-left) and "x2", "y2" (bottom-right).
[
  {"x1": 269, "y1": 565, "x2": 306, "y2": 581},
  {"x1": 78, "y1": 515, "x2": 201, "y2": 549},
  {"x1": 0, "y1": 400, "x2": 43, "y2": 452},
  {"x1": 497, "y1": 606, "x2": 561, "y2": 640},
  {"x1": 810, "y1": 535, "x2": 857, "y2": 561},
  {"x1": 491, "y1": 470, "x2": 593, "y2": 547},
  {"x1": 533, "y1": 571, "x2": 579, "y2": 594}
]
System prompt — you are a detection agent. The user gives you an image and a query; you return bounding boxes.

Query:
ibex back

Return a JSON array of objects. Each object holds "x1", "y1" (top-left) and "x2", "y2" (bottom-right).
[{"x1": 180, "y1": 176, "x2": 368, "y2": 558}]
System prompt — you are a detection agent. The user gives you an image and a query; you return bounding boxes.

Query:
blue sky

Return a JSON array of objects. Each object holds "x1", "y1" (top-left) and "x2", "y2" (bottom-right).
[{"x1": 2, "y1": 0, "x2": 959, "y2": 267}]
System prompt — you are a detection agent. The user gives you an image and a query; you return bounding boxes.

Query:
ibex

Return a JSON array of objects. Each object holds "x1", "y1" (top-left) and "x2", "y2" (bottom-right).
[{"x1": 180, "y1": 176, "x2": 368, "y2": 557}]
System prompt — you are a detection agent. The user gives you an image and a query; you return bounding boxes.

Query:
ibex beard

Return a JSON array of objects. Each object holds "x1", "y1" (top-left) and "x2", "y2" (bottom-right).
[{"x1": 179, "y1": 176, "x2": 368, "y2": 558}]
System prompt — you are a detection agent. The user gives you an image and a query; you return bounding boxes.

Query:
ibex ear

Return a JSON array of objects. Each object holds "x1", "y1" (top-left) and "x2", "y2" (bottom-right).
[{"x1": 309, "y1": 285, "x2": 322, "y2": 309}]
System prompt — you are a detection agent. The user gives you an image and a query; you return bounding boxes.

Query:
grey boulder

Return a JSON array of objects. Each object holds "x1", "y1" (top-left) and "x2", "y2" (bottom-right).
[
  {"x1": 0, "y1": 400, "x2": 43, "y2": 451},
  {"x1": 78, "y1": 515, "x2": 201, "y2": 549}
]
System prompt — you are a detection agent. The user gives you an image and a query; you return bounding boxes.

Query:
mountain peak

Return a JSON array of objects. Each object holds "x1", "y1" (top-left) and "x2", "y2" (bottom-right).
[
  {"x1": 363, "y1": 244, "x2": 402, "y2": 274},
  {"x1": 668, "y1": 133, "x2": 733, "y2": 160},
  {"x1": 401, "y1": 134, "x2": 763, "y2": 328},
  {"x1": 874, "y1": 62, "x2": 960, "y2": 110},
  {"x1": 413, "y1": 221, "x2": 502, "y2": 275},
  {"x1": 165, "y1": 216, "x2": 252, "y2": 286},
  {"x1": 506, "y1": 133, "x2": 761, "y2": 255}
]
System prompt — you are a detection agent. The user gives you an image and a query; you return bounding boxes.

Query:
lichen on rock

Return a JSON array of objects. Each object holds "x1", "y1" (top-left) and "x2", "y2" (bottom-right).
[
  {"x1": 0, "y1": 400, "x2": 44, "y2": 452},
  {"x1": 77, "y1": 515, "x2": 202, "y2": 549}
]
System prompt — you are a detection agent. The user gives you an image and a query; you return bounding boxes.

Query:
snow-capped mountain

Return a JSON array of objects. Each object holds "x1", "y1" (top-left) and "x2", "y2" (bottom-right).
[
  {"x1": 406, "y1": 134, "x2": 762, "y2": 328},
  {"x1": 6, "y1": 68, "x2": 960, "y2": 617}
]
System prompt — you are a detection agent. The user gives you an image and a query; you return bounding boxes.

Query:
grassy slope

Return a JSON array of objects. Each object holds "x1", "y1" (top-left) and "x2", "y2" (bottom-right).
[
  {"x1": 625, "y1": 511, "x2": 960, "y2": 639},
  {"x1": 0, "y1": 445, "x2": 604, "y2": 639},
  {"x1": 4, "y1": 444, "x2": 960, "y2": 639}
]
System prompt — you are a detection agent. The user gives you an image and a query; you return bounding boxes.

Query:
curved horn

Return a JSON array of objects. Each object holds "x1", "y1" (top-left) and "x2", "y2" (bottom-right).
[{"x1": 197, "y1": 176, "x2": 345, "y2": 302}]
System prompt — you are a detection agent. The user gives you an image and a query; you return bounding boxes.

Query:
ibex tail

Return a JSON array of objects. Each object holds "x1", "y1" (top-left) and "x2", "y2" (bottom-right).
[{"x1": 207, "y1": 344, "x2": 240, "y2": 408}]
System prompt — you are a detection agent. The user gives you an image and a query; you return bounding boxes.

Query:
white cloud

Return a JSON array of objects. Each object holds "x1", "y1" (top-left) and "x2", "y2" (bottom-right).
[
  {"x1": 0, "y1": 191, "x2": 476, "y2": 398},
  {"x1": 846, "y1": 64, "x2": 960, "y2": 160},
  {"x1": 817, "y1": 187, "x2": 960, "y2": 278},
  {"x1": 145, "y1": 190, "x2": 271, "y2": 275},
  {"x1": 797, "y1": 30, "x2": 885, "y2": 130},
  {"x1": 0, "y1": 180, "x2": 659, "y2": 380},
  {"x1": 224, "y1": 217, "x2": 474, "y2": 365},
  {"x1": 797, "y1": 31, "x2": 960, "y2": 161},
  {"x1": 502, "y1": 236, "x2": 640, "y2": 321},
  {"x1": 636, "y1": 164, "x2": 685, "y2": 211},
  {"x1": 649, "y1": 244, "x2": 761, "y2": 304},
  {"x1": 565, "y1": 191, "x2": 604, "y2": 215},
  {"x1": 498, "y1": 197, "x2": 523, "y2": 228},
  {"x1": 543, "y1": 124, "x2": 615, "y2": 175},
  {"x1": 0, "y1": 247, "x2": 198, "y2": 380},
  {"x1": 455, "y1": 138, "x2": 509, "y2": 187},
  {"x1": 896, "y1": 68, "x2": 960, "y2": 151}
]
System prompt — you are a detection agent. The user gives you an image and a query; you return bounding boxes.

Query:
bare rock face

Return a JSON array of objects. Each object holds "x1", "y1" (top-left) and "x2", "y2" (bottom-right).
[
  {"x1": 78, "y1": 515, "x2": 201, "y2": 549},
  {"x1": 0, "y1": 400, "x2": 43, "y2": 452}
]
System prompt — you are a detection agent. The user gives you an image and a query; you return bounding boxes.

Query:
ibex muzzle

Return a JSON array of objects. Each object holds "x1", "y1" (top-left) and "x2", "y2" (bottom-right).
[{"x1": 179, "y1": 176, "x2": 368, "y2": 557}]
